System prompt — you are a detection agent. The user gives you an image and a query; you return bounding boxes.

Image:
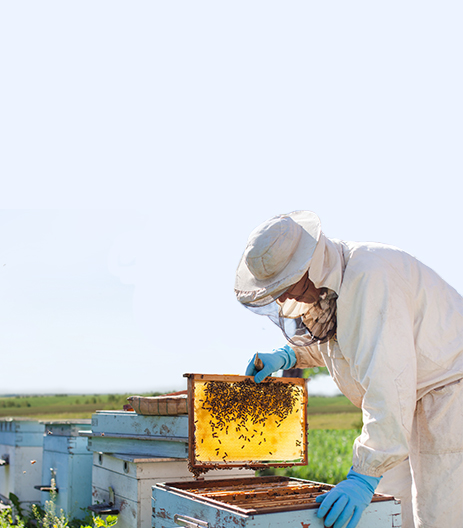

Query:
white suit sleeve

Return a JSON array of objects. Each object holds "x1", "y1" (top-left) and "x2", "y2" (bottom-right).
[
  {"x1": 289, "y1": 336, "x2": 326, "y2": 368},
  {"x1": 337, "y1": 257, "x2": 417, "y2": 478}
]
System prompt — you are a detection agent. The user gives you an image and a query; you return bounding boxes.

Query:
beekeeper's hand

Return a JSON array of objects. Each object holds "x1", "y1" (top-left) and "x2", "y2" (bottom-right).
[
  {"x1": 315, "y1": 468, "x2": 381, "y2": 528},
  {"x1": 245, "y1": 344, "x2": 296, "y2": 383}
]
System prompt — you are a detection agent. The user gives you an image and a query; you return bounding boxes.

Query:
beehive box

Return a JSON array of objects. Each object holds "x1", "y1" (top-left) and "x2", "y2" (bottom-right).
[
  {"x1": 0, "y1": 419, "x2": 45, "y2": 506},
  {"x1": 93, "y1": 453, "x2": 254, "y2": 528},
  {"x1": 153, "y1": 476, "x2": 401, "y2": 528},
  {"x1": 151, "y1": 374, "x2": 401, "y2": 527},
  {"x1": 81, "y1": 411, "x2": 189, "y2": 458},
  {"x1": 84, "y1": 409, "x2": 254, "y2": 528},
  {"x1": 37, "y1": 421, "x2": 93, "y2": 520}
]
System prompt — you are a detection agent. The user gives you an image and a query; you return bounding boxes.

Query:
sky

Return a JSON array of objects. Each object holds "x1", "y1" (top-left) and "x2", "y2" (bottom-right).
[{"x1": 0, "y1": 2, "x2": 462, "y2": 396}]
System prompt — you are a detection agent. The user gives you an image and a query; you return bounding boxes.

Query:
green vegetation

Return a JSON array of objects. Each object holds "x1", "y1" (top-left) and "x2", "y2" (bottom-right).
[
  {"x1": 0, "y1": 392, "x2": 166, "y2": 420},
  {"x1": 308, "y1": 396, "x2": 362, "y2": 430},
  {"x1": 0, "y1": 509, "x2": 24, "y2": 528},
  {"x1": 308, "y1": 395, "x2": 359, "y2": 414},
  {"x1": 309, "y1": 412, "x2": 362, "y2": 430},
  {"x1": 5, "y1": 490, "x2": 118, "y2": 528},
  {"x1": 303, "y1": 366, "x2": 329, "y2": 378}
]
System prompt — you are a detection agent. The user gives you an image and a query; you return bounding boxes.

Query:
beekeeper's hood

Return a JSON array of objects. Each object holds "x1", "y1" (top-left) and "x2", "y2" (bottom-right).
[{"x1": 235, "y1": 211, "x2": 344, "y2": 344}]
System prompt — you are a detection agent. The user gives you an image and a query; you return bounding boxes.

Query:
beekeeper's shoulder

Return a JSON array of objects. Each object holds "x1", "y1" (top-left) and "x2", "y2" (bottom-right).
[{"x1": 341, "y1": 240, "x2": 411, "y2": 287}]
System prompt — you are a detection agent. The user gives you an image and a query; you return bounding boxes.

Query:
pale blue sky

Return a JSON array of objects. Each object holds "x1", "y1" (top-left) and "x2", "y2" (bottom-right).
[{"x1": 1, "y1": 2, "x2": 462, "y2": 395}]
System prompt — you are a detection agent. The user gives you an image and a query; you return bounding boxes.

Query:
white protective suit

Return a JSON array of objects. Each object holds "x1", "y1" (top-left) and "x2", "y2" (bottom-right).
[{"x1": 291, "y1": 233, "x2": 463, "y2": 528}]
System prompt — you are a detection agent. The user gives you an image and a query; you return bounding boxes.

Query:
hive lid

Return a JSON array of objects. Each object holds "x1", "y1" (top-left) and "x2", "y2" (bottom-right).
[{"x1": 184, "y1": 373, "x2": 308, "y2": 475}]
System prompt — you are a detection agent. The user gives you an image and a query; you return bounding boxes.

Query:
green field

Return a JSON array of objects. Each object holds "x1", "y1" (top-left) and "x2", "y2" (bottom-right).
[
  {"x1": 308, "y1": 396, "x2": 362, "y2": 429},
  {"x1": 308, "y1": 395, "x2": 359, "y2": 414},
  {"x1": 0, "y1": 392, "x2": 363, "y2": 487},
  {"x1": 0, "y1": 393, "x2": 162, "y2": 420}
]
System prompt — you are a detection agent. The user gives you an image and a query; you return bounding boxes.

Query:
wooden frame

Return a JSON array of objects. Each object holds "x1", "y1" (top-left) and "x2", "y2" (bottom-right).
[{"x1": 184, "y1": 373, "x2": 308, "y2": 472}]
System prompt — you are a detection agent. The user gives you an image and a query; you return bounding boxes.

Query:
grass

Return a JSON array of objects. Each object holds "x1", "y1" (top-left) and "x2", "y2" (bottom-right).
[
  {"x1": 308, "y1": 394, "x2": 362, "y2": 429},
  {"x1": 308, "y1": 395, "x2": 360, "y2": 414},
  {"x1": 0, "y1": 392, "x2": 165, "y2": 419},
  {"x1": 309, "y1": 412, "x2": 362, "y2": 430}
]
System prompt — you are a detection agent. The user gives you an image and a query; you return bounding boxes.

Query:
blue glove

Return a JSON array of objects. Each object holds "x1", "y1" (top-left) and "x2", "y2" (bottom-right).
[
  {"x1": 245, "y1": 345, "x2": 296, "y2": 383},
  {"x1": 315, "y1": 468, "x2": 381, "y2": 528}
]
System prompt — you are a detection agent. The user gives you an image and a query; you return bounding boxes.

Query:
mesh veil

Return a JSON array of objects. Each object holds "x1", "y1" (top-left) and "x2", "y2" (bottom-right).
[{"x1": 245, "y1": 288, "x2": 338, "y2": 348}]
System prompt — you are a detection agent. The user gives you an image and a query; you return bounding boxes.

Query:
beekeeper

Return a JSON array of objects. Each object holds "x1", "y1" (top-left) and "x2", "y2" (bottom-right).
[{"x1": 235, "y1": 211, "x2": 463, "y2": 528}]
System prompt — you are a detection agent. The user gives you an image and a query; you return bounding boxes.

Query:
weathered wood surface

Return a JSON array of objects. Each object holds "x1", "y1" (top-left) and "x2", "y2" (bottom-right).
[
  {"x1": 93, "y1": 453, "x2": 254, "y2": 528},
  {"x1": 89, "y1": 411, "x2": 188, "y2": 437},
  {"x1": 40, "y1": 434, "x2": 93, "y2": 521},
  {"x1": 153, "y1": 477, "x2": 402, "y2": 528},
  {"x1": 127, "y1": 395, "x2": 188, "y2": 416},
  {"x1": 0, "y1": 419, "x2": 45, "y2": 504}
]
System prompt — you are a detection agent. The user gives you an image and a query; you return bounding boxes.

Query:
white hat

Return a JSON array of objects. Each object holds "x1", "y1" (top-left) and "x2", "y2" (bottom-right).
[{"x1": 235, "y1": 211, "x2": 321, "y2": 307}]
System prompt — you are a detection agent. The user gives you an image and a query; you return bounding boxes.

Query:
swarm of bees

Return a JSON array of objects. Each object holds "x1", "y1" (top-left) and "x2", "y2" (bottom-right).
[
  {"x1": 189, "y1": 376, "x2": 306, "y2": 477},
  {"x1": 201, "y1": 378, "x2": 300, "y2": 431},
  {"x1": 196, "y1": 378, "x2": 302, "y2": 459}
]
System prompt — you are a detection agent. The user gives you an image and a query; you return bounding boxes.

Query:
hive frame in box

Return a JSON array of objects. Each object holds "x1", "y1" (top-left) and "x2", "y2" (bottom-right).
[
  {"x1": 154, "y1": 375, "x2": 401, "y2": 527},
  {"x1": 155, "y1": 475, "x2": 333, "y2": 516},
  {"x1": 152, "y1": 475, "x2": 401, "y2": 527},
  {"x1": 185, "y1": 373, "x2": 308, "y2": 473}
]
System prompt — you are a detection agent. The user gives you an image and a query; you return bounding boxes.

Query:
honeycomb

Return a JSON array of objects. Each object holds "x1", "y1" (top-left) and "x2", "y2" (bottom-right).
[{"x1": 192, "y1": 377, "x2": 306, "y2": 464}]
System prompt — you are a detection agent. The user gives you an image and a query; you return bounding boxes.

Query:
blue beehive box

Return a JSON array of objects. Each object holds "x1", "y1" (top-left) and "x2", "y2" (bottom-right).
[
  {"x1": 81, "y1": 411, "x2": 189, "y2": 458},
  {"x1": 83, "y1": 410, "x2": 255, "y2": 528},
  {"x1": 0, "y1": 419, "x2": 45, "y2": 507},
  {"x1": 152, "y1": 476, "x2": 402, "y2": 528},
  {"x1": 37, "y1": 420, "x2": 92, "y2": 520}
]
